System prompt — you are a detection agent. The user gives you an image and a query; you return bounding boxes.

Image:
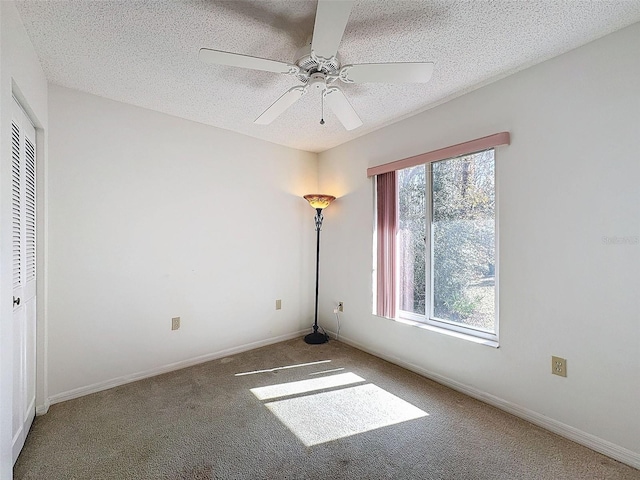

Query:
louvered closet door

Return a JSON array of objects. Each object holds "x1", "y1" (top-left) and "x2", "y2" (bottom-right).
[{"x1": 11, "y1": 98, "x2": 37, "y2": 464}]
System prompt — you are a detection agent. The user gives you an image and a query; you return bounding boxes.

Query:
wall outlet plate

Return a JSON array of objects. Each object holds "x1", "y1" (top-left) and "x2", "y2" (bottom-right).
[
  {"x1": 171, "y1": 317, "x2": 180, "y2": 331},
  {"x1": 275, "y1": 299, "x2": 282, "y2": 310},
  {"x1": 552, "y1": 356, "x2": 566, "y2": 377}
]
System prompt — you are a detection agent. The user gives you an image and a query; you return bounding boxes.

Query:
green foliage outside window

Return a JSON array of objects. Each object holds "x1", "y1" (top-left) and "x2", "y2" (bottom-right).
[{"x1": 398, "y1": 150, "x2": 495, "y2": 332}]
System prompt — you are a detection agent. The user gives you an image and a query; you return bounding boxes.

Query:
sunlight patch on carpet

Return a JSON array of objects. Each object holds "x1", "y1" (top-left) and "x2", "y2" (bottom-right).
[
  {"x1": 264, "y1": 383, "x2": 428, "y2": 446},
  {"x1": 251, "y1": 372, "x2": 365, "y2": 400}
]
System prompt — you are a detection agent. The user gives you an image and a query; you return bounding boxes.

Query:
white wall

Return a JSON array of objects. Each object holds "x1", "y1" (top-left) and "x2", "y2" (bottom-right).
[
  {"x1": 46, "y1": 85, "x2": 317, "y2": 400},
  {"x1": 0, "y1": 1, "x2": 49, "y2": 476},
  {"x1": 318, "y1": 22, "x2": 640, "y2": 464}
]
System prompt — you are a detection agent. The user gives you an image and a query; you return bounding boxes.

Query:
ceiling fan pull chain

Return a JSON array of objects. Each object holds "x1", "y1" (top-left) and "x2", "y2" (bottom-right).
[{"x1": 320, "y1": 93, "x2": 325, "y2": 125}]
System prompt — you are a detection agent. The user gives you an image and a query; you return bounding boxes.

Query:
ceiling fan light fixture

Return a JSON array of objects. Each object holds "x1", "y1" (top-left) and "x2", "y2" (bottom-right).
[{"x1": 309, "y1": 73, "x2": 328, "y2": 91}]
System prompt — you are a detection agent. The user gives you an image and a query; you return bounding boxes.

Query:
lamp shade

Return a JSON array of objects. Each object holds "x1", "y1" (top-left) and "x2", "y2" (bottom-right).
[{"x1": 304, "y1": 194, "x2": 336, "y2": 209}]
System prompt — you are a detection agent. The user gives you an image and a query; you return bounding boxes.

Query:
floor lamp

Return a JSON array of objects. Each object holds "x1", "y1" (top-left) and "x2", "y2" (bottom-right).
[{"x1": 303, "y1": 194, "x2": 335, "y2": 345}]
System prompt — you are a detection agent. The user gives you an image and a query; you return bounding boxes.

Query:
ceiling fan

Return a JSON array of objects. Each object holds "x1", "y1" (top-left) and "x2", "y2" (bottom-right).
[{"x1": 199, "y1": 0, "x2": 434, "y2": 130}]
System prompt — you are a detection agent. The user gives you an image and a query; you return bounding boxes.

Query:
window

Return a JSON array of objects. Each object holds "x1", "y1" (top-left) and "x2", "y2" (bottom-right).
[
  {"x1": 371, "y1": 133, "x2": 509, "y2": 343},
  {"x1": 381, "y1": 149, "x2": 497, "y2": 342}
]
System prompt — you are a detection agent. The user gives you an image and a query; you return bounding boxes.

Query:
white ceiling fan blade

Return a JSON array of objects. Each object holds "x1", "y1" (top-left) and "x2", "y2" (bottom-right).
[
  {"x1": 324, "y1": 87, "x2": 362, "y2": 131},
  {"x1": 311, "y1": 0, "x2": 354, "y2": 59},
  {"x1": 199, "y1": 48, "x2": 298, "y2": 75},
  {"x1": 254, "y1": 86, "x2": 307, "y2": 125},
  {"x1": 340, "y1": 62, "x2": 434, "y2": 83}
]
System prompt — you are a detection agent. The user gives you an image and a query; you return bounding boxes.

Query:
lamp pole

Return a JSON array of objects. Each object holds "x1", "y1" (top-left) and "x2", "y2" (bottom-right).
[
  {"x1": 306, "y1": 208, "x2": 325, "y2": 344},
  {"x1": 303, "y1": 194, "x2": 335, "y2": 345}
]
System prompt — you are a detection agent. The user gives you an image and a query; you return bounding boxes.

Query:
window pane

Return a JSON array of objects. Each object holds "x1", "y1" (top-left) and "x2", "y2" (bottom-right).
[
  {"x1": 432, "y1": 150, "x2": 495, "y2": 331},
  {"x1": 398, "y1": 165, "x2": 426, "y2": 315}
]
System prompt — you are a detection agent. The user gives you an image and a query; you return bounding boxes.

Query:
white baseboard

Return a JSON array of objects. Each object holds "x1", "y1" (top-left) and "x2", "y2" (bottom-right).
[
  {"x1": 48, "y1": 330, "x2": 308, "y2": 406},
  {"x1": 35, "y1": 401, "x2": 50, "y2": 416},
  {"x1": 333, "y1": 333, "x2": 640, "y2": 470}
]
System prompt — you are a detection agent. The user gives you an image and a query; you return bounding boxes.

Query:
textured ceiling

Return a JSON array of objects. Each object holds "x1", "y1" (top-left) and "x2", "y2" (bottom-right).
[{"x1": 15, "y1": 1, "x2": 640, "y2": 153}]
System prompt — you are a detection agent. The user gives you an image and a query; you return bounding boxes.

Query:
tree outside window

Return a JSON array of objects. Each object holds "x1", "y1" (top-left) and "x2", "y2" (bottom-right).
[{"x1": 398, "y1": 149, "x2": 496, "y2": 336}]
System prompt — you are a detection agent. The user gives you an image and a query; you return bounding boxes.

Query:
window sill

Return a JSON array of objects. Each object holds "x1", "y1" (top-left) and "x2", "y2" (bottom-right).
[{"x1": 378, "y1": 315, "x2": 499, "y2": 348}]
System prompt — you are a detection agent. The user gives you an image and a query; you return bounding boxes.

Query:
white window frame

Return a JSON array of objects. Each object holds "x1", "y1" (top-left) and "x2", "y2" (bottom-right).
[{"x1": 397, "y1": 149, "x2": 499, "y2": 344}]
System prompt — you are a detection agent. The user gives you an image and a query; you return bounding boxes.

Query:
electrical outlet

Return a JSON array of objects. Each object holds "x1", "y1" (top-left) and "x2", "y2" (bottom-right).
[
  {"x1": 552, "y1": 356, "x2": 566, "y2": 377},
  {"x1": 171, "y1": 317, "x2": 180, "y2": 331},
  {"x1": 275, "y1": 299, "x2": 282, "y2": 310},
  {"x1": 338, "y1": 302, "x2": 344, "y2": 312}
]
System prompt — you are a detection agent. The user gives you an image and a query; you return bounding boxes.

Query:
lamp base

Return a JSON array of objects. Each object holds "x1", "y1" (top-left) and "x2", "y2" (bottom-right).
[{"x1": 304, "y1": 331, "x2": 329, "y2": 345}]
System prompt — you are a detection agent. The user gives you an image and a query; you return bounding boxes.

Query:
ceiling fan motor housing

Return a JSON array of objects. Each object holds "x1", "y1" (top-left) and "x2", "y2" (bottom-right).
[{"x1": 294, "y1": 43, "x2": 340, "y2": 83}]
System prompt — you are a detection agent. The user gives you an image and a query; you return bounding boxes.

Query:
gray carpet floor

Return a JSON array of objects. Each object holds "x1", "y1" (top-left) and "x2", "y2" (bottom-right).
[{"x1": 14, "y1": 338, "x2": 640, "y2": 479}]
